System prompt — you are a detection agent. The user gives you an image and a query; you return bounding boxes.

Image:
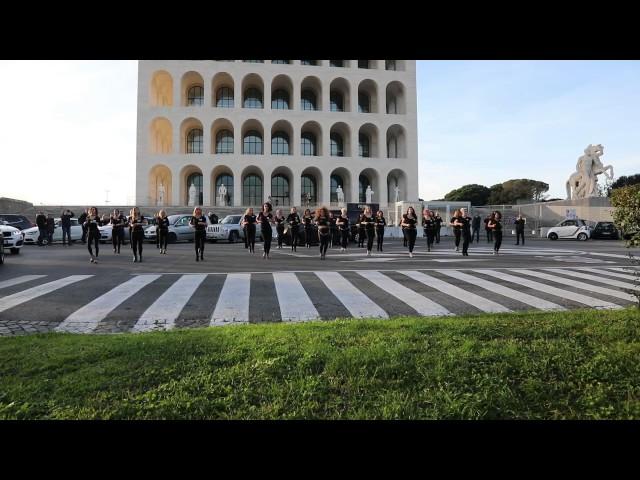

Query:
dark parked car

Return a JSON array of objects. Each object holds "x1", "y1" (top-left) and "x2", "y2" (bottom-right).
[
  {"x1": 0, "y1": 214, "x2": 33, "y2": 231},
  {"x1": 0, "y1": 233, "x2": 4, "y2": 264},
  {"x1": 590, "y1": 222, "x2": 620, "y2": 240}
]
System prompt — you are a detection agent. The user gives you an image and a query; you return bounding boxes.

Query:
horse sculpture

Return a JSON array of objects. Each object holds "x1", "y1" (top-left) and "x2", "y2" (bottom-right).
[{"x1": 566, "y1": 144, "x2": 614, "y2": 199}]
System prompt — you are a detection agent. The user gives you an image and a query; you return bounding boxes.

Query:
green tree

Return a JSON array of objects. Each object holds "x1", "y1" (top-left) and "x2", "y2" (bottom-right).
[
  {"x1": 611, "y1": 184, "x2": 640, "y2": 248},
  {"x1": 608, "y1": 174, "x2": 640, "y2": 197},
  {"x1": 487, "y1": 179, "x2": 549, "y2": 204},
  {"x1": 443, "y1": 184, "x2": 491, "y2": 206}
]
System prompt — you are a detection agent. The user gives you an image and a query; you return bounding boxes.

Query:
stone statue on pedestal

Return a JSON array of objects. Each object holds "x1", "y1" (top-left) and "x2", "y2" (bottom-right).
[
  {"x1": 157, "y1": 182, "x2": 165, "y2": 206},
  {"x1": 336, "y1": 185, "x2": 344, "y2": 206},
  {"x1": 566, "y1": 144, "x2": 614, "y2": 199},
  {"x1": 188, "y1": 182, "x2": 197, "y2": 206},
  {"x1": 394, "y1": 186, "x2": 400, "y2": 203},
  {"x1": 365, "y1": 185, "x2": 373, "y2": 204},
  {"x1": 218, "y1": 184, "x2": 227, "y2": 206}
]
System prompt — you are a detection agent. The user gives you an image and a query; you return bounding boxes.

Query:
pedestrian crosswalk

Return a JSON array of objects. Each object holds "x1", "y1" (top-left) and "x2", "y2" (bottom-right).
[{"x1": 0, "y1": 266, "x2": 637, "y2": 335}]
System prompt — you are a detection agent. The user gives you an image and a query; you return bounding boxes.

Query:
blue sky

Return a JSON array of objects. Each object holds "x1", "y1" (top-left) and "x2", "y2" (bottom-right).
[{"x1": 1, "y1": 60, "x2": 638, "y2": 205}]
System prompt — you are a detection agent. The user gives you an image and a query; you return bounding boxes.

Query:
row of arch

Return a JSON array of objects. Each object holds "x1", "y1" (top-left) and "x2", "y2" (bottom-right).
[
  {"x1": 148, "y1": 164, "x2": 408, "y2": 207},
  {"x1": 150, "y1": 118, "x2": 407, "y2": 158},
  {"x1": 227, "y1": 60, "x2": 405, "y2": 70},
  {"x1": 150, "y1": 71, "x2": 406, "y2": 114}
]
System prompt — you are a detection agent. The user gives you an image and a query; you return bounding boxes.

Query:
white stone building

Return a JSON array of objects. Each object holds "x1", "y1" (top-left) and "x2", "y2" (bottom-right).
[{"x1": 136, "y1": 60, "x2": 418, "y2": 209}]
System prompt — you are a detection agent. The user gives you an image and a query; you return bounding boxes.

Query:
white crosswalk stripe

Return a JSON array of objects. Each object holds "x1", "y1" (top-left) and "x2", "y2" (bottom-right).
[
  {"x1": 316, "y1": 271, "x2": 388, "y2": 318},
  {"x1": 0, "y1": 275, "x2": 47, "y2": 291},
  {"x1": 356, "y1": 270, "x2": 452, "y2": 316},
  {"x1": 575, "y1": 267, "x2": 639, "y2": 283},
  {"x1": 133, "y1": 274, "x2": 207, "y2": 332},
  {"x1": 273, "y1": 272, "x2": 320, "y2": 322},
  {"x1": 55, "y1": 275, "x2": 161, "y2": 333},
  {"x1": 0, "y1": 275, "x2": 92, "y2": 313},
  {"x1": 400, "y1": 270, "x2": 511, "y2": 313},
  {"x1": 475, "y1": 269, "x2": 621, "y2": 309},
  {"x1": 210, "y1": 273, "x2": 251, "y2": 326},
  {"x1": 544, "y1": 268, "x2": 639, "y2": 290},
  {"x1": 439, "y1": 269, "x2": 566, "y2": 311}
]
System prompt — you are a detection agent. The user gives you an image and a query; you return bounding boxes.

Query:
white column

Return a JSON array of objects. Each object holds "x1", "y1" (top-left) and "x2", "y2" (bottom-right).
[
  {"x1": 202, "y1": 170, "x2": 211, "y2": 207},
  {"x1": 172, "y1": 171, "x2": 181, "y2": 206},
  {"x1": 291, "y1": 170, "x2": 301, "y2": 208},
  {"x1": 379, "y1": 174, "x2": 388, "y2": 209},
  {"x1": 233, "y1": 169, "x2": 242, "y2": 207},
  {"x1": 351, "y1": 173, "x2": 360, "y2": 204}
]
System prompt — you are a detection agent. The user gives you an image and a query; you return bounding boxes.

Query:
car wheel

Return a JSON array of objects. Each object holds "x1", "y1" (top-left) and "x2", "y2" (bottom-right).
[
  {"x1": 548, "y1": 233, "x2": 558, "y2": 241},
  {"x1": 229, "y1": 231, "x2": 239, "y2": 243},
  {"x1": 10, "y1": 248, "x2": 19, "y2": 254},
  {"x1": 0, "y1": 250, "x2": 4, "y2": 264},
  {"x1": 168, "y1": 233, "x2": 177, "y2": 244},
  {"x1": 577, "y1": 233, "x2": 588, "y2": 241}
]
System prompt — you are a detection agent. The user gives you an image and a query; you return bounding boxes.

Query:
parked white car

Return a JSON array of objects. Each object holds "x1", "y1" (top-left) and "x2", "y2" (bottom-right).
[
  {"x1": 547, "y1": 219, "x2": 591, "y2": 241},
  {"x1": 1, "y1": 221, "x2": 24, "y2": 254},
  {"x1": 144, "y1": 214, "x2": 212, "y2": 243},
  {"x1": 22, "y1": 218, "x2": 83, "y2": 245},
  {"x1": 98, "y1": 223, "x2": 131, "y2": 244},
  {"x1": 207, "y1": 214, "x2": 277, "y2": 243}
]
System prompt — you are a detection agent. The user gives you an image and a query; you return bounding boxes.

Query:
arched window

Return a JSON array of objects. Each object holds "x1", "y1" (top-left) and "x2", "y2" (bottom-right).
[
  {"x1": 271, "y1": 131, "x2": 290, "y2": 155},
  {"x1": 187, "y1": 85, "x2": 204, "y2": 106},
  {"x1": 330, "y1": 132, "x2": 344, "y2": 157},
  {"x1": 358, "y1": 60, "x2": 370, "y2": 69},
  {"x1": 243, "y1": 88, "x2": 263, "y2": 108},
  {"x1": 301, "y1": 175, "x2": 317, "y2": 204},
  {"x1": 216, "y1": 87, "x2": 234, "y2": 108},
  {"x1": 359, "y1": 133, "x2": 370, "y2": 157},
  {"x1": 243, "y1": 60, "x2": 264, "y2": 63},
  {"x1": 215, "y1": 130, "x2": 234, "y2": 154},
  {"x1": 329, "y1": 60, "x2": 344, "y2": 67},
  {"x1": 301, "y1": 132, "x2": 317, "y2": 156},
  {"x1": 330, "y1": 91, "x2": 344, "y2": 112},
  {"x1": 186, "y1": 129, "x2": 203, "y2": 153},
  {"x1": 216, "y1": 174, "x2": 234, "y2": 206},
  {"x1": 187, "y1": 173, "x2": 203, "y2": 205},
  {"x1": 271, "y1": 175, "x2": 290, "y2": 206},
  {"x1": 385, "y1": 60, "x2": 397, "y2": 71},
  {"x1": 387, "y1": 96, "x2": 398, "y2": 114},
  {"x1": 359, "y1": 175, "x2": 370, "y2": 203},
  {"x1": 243, "y1": 131, "x2": 263, "y2": 154},
  {"x1": 301, "y1": 89, "x2": 317, "y2": 111},
  {"x1": 271, "y1": 60, "x2": 290, "y2": 64},
  {"x1": 243, "y1": 175, "x2": 263, "y2": 205},
  {"x1": 330, "y1": 174, "x2": 343, "y2": 203},
  {"x1": 358, "y1": 92, "x2": 370, "y2": 113},
  {"x1": 301, "y1": 60, "x2": 317, "y2": 65},
  {"x1": 388, "y1": 137, "x2": 398, "y2": 158},
  {"x1": 271, "y1": 89, "x2": 290, "y2": 109}
]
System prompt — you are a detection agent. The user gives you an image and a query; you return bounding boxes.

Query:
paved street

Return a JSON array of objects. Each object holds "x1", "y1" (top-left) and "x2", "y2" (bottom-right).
[{"x1": 0, "y1": 236, "x2": 638, "y2": 335}]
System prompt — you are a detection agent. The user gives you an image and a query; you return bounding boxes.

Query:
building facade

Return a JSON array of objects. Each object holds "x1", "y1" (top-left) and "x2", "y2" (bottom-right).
[{"x1": 136, "y1": 60, "x2": 418, "y2": 209}]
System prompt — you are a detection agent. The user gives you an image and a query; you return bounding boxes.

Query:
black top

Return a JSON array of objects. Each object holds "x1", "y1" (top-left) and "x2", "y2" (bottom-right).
[
  {"x1": 489, "y1": 219, "x2": 502, "y2": 233},
  {"x1": 129, "y1": 216, "x2": 147, "y2": 233},
  {"x1": 316, "y1": 215, "x2": 330, "y2": 232},
  {"x1": 302, "y1": 215, "x2": 313, "y2": 227},
  {"x1": 46, "y1": 217, "x2": 55, "y2": 232},
  {"x1": 375, "y1": 216, "x2": 386, "y2": 228},
  {"x1": 362, "y1": 215, "x2": 375, "y2": 231},
  {"x1": 472, "y1": 216, "x2": 481, "y2": 228},
  {"x1": 336, "y1": 215, "x2": 349, "y2": 230},
  {"x1": 61, "y1": 212, "x2": 74, "y2": 227},
  {"x1": 357, "y1": 214, "x2": 367, "y2": 229},
  {"x1": 460, "y1": 216, "x2": 472, "y2": 235},
  {"x1": 157, "y1": 216, "x2": 170, "y2": 231},
  {"x1": 110, "y1": 214, "x2": 127, "y2": 230},
  {"x1": 422, "y1": 217, "x2": 436, "y2": 232},
  {"x1": 433, "y1": 215, "x2": 442, "y2": 227},
  {"x1": 514, "y1": 218, "x2": 525, "y2": 231},
  {"x1": 77, "y1": 212, "x2": 88, "y2": 224},
  {"x1": 36, "y1": 214, "x2": 46, "y2": 228},
  {"x1": 85, "y1": 215, "x2": 102, "y2": 233},
  {"x1": 286, "y1": 213, "x2": 300, "y2": 227},
  {"x1": 190, "y1": 215, "x2": 207, "y2": 232},
  {"x1": 257, "y1": 212, "x2": 273, "y2": 228},
  {"x1": 402, "y1": 214, "x2": 417, "y2": 229},
  {"x1": 484, "y1": 217, "x2": 491, "y2": 228},
  {"x1": 242, "y1": 214, "x2": 257, "y2": 226},
  {"x1": 450, "y1": 216, "x2": 461, "y2": 231},
  {"x1": 274, "y1": 215, "x2": 285, "y2": 227}
]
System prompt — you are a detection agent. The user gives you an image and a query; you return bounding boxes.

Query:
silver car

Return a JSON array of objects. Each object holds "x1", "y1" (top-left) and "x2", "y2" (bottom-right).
[
  {"x1": 206, "y1": 214, "x2": 277, "y2": 243},
  {"x1": 145, "y1": 214, "x2": 211, "y2": 243}
]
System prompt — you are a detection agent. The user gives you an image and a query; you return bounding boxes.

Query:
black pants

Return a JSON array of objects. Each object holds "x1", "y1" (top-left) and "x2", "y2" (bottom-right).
[
  {"x1": 402, "y1": 228, "x2": 407, "y2": 247},
  {"x1": 276, "y1": 225, "x2": 284, "y2": 248},
  {"x1": 331, "y1": 228, "x2": 338, "y2": 247},
  {"x1": 246, "y1": 225, "x2": 256, "y2": 253},
  {"x1": 113, "y1": 228, "x2": 124, "y2": 252},
  {"x1": 290, "y1": 226, "x2": 298, "y2": 250},
  {"x1": 494, "y1": 231, "x2": 503, "y2": 252},
  {"x1": 319, "y1": 232, "x2": 330, "y2": 256},
  {"x1": 516, "y1": 230, "x2": 525, "y2": 245},
  {"x1": 358, "y1": 228, "x2": 365, "y2": 247},
  {"x1": 62, "y1": 225, "x2": 72, "y2": 245},
  {"x1": 462, "y1": 233, "x2": 470, "y2": 255},
  {"x1": 366, "y1": 227, "x2": 375, "y2": 252},
  {"x1": 158, "y1": 228, "x2": 168, "y2": 250},
  {"x1": 87, "y1": 231, "x2": 99, "y2": 257},
  {"x1": 244, "y1": 227, "x2": 249, "y2": 249},
  {"x1": 454, "y1": 229, "x2": 461, "y2": 248},
  {"x1": 37, "y1": 227, "x2": 47, "y2": 246},
  {"x1": 340, "y1": 229, "x2": 349, "y2": 249},
  {"x1": 156, "y1": 230, "x2": 160, "y2": 248},
  {"x1": 376, "y1": 227, "x2": 384, "y2": 251},
  {"x1": 304, "y1": 226, "x2": 313, "y2": 247},
  {"x1": 472, "y1": 227, "x2": 480, "y2": 243},
  {"x1": 435, "y1": 227, "x2": 441, "y2": 243},
  {"x1": 81, "y1": 224, "x2": 87, "y2": 243},
  {"x1": 195, "y1": 230, "x2": 205, "y2": 256},
  {"x1": 47, "y1": 230, "x2": 54, "y2": 244},
  {"x1": 131, "y1": 230, "x2": 144, "y2": 258},
  {"x1": 406, "y1": 228, "x2": 417, "y2": 253},
  {"x1": 425, "y1": 229, "x2": 435, "y2": 250},
  {"x1": 263, "y1": 225, "x2": 272, "y2": 255},
  {"x1": 486, "y1": 229, "x2": 493, "y2": 242}
]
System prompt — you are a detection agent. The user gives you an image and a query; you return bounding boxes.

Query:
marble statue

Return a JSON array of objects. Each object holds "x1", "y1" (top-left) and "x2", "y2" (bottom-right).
[
  {"x1": 566, "y1": 144, "x2": 614, "y2": 199},
  {"x1": 218, "y1": 184, "x2": 227, "y2": 206},
  {"x1": 336, "y1": 185, "x2": 344, "y2": 205},
  {"x1": 365, "y1": 185, "x2": 373, "y2": 204},
  {"x1": 394, "y1": 185, "x2": 400, "y2": 203},
  {"x1": 157, "y1": 182, "x2": 165, "y2": 206},
  {"x1": 188, "y1": 182, "x2": 197, "y2": 206}
]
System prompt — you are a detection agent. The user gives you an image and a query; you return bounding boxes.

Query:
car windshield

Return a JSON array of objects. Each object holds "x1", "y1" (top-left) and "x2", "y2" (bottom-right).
[
  {"x1": 168, "y1": 215, "x2": 182, "y2": 225},
  {"x1": 222, "y1": 216, "x2": 241, "y2": 224}
]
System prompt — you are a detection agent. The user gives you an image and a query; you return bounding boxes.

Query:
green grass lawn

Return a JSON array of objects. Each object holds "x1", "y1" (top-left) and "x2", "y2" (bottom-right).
[{"x1": 1, "y1": 308, "x2": 639, "y2": 419}]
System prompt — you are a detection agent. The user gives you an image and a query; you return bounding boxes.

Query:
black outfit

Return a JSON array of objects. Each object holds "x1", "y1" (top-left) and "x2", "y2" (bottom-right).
[
  {"x1": 85, "y1": 215, "x2": 102, "y2": 258},
  {"x1": 274, "y1": 215, "x2": 285, "y2": 248},
  {"x1": 459, "y1": 216, "x2": 472, "y2": 256},
  {"x1": 316, "y1": 215, "x2": 330, "y2": 258},
  {"x1": 515, "y1": 218, "x2": 526, "y2": 245},
  {"x1": 190, "y1": 215, "x2": 207, "y2": 260},
  {"x1": 208, "y1": 213, "x2": 218, "y2": 225},
  {"x1": 35, "y1": 214, "x2": 47, "y2": 246},
  {"x1": 451, "y1": 216, "x2": 462, "y2": 250},
  {"x1": 258, "y1": 211, "x2": 273, "y2": 256},
  {"x1": 422, "y1": 216, "x2": 436, "y2": 252},
  {"x1": 110, "y1": 214, "x2": 126, "y2": 253},
  {"x1": 336, "y1": 215, "x2": 349, "y2": 249},
  {"x1": 491, "y1": 219, "x2": 503, "y2": 253},
  {"x1": 157, "y1": 216, "x2": 170, "y2": 252},
  {"x1": 471, "y1": 215, "x2": 481, "y2": 243},
  {"x1": 286, "y1": 213, "x2": 300, "y2": 251},
  {"x1": 402, "y1": 214, "x2": 418, "y2": 253},
  {"x1": 375, "y1": 216, "x2": 386, "y2": 251},
  {"x1": 129, "y1": 216, "x2": 146, "y2": 261},
  {"x1": 484, "y1": 217, "x2": 493, "y2": 242},
  {"x1": 78, "y1": 212, "x2": 88, "y2": 243},
  {"x1": 362, "y1": 215, "x2": 375, "y2": 252},
  {"x1": 357, "y1": 214, "x2": 366, "y2": 248},
  {"x1": 61, "y1": 211, "x2": 74, "y2": 246},
  {"x1": 329, "y1": 217, "x2": 337, "y2": 247},
  {"x1": 243, "y1": 214, "x2": 257, "y2": 253},
  {"x1": 154, "y1": 215, "x2": 161, "y2": 248},
  {"x1": 302, "y1": 215, "x2": 313, "y2": 248},
  {"x1": 434, "y1": 215, "x2": 442, "y2": 243},
  {"x1": 46, "y1": 217, "x2": 55, "y2": 245}
]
